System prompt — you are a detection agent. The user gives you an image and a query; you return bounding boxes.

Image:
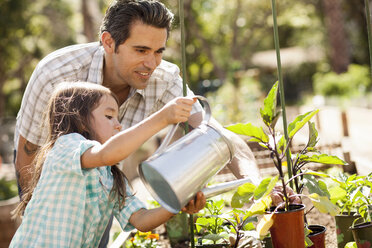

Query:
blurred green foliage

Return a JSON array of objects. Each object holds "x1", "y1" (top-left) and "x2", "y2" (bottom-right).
[
  {"x1": 1, "y1": 0, "x2": 371, "y2": 119},
  {"x1": 0, "y1": 178, "x2": 18, "y2": 200},
  {"x1": 313, "y1": 64, "x2": 371, "y2": 98}
]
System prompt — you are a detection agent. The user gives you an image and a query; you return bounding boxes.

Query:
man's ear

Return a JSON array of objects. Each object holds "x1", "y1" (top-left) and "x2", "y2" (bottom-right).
[{"x1": 101, "y1": 31, "x2": 115, "y2": 53}]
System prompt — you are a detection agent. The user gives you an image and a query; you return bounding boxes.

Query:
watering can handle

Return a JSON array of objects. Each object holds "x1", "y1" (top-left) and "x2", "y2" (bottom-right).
[{"x1": 154, "y1": 95, "x2": 211, "y2": 156}]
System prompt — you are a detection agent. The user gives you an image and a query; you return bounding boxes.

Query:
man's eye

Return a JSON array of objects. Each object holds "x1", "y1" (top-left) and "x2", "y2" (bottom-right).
[
  {"x1": 137, "y1": 49, "x2": 146, "y2": 54},
  {"x1": 105, "y1": 115, "x2": 113, "y2": 120}
]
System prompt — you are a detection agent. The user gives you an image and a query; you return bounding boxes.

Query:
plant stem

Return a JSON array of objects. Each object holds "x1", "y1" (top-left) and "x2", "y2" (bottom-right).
[
  {"x1": 364, "y1": 0, "x2": 372, "y2": 78},
  {"x1": 179, "y1": 1, "x2": 193, "y2": 246},
  {"x1": 270, "y1": 0, "x2": 293, "y2": 188},
  {"x1": 179, "y1": 0, "x2": 189, "y2": 133}
]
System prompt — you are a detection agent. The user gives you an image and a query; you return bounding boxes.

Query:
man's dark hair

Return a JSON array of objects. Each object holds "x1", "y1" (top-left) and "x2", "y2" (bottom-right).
[{"x1": 100, "y1": 0, "x2": 174, "y2": 52}]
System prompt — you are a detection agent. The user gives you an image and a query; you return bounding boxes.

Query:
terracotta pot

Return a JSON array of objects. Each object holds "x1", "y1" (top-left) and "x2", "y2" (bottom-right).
[
  {"x1": 269, "y1": 204, "x2": 305, "y2": 248},
  {"x1": 308, "y1": 225, "x2": 326, "y2": 248},
  {"x1": 350, "y1": 222, "x2": 372, "y2": 248},
  {"x1": 335, "y1": 212, "x2": 362, "y2": 248}
]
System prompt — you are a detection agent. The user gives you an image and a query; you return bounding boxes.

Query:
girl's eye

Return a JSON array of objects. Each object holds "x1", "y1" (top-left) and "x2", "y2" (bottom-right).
[{"x1": 105, "y1": 115, "x2": 113, "y2": 120}]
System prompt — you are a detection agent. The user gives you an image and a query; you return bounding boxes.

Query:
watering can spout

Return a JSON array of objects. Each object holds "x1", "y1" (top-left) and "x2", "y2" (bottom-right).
[{"x1": 201, "y1": 177, "x2": 254, "y2": 199}]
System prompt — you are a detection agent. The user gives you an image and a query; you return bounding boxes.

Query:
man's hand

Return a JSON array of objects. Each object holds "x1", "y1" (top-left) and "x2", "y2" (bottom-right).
[
  {"x1": 181, "y1": 192, "x2": 206, "y2": 214},
  {"x1": 270, "y1": 185, "x2": 301, "y2": 208}
]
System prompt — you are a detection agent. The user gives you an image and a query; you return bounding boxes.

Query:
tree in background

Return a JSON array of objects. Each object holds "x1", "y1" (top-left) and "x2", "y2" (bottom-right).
[{"x1": 0, "y1": 0, "x2": 76, "y2": 117}]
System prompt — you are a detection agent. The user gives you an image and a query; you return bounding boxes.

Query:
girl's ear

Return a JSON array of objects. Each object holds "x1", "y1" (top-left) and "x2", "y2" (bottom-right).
[{"x1": 101, "y1": 31, "x2": 115, "y2": 54}]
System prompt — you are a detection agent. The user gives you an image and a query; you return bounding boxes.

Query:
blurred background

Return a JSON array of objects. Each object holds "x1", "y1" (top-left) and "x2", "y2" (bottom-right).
[{"x1": 1, "y1": 0, "x2": 372, "y2": 246}]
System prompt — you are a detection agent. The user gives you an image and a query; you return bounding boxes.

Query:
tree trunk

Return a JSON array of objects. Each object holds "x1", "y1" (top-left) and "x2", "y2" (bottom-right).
[
  {"x1": 322, "y1": 0, "x2": 350, "y2": 73},
  {"x1": 82, "y1": 0, "x2": 102, "y2": 42}
]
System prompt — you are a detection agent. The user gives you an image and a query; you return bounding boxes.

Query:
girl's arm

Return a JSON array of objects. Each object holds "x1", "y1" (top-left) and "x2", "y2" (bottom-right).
[
  {"x1": 81, "y1": 97, "x2": 196, "y2": 168},
  {"x1": 129, "y1": 192, "x2": 206, "y2": 232}
]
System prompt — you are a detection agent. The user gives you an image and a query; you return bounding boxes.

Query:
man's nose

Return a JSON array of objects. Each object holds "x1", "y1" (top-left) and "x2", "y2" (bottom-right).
[{"x1": 143, "y1": 54, "x2": 157, "y2": 70}]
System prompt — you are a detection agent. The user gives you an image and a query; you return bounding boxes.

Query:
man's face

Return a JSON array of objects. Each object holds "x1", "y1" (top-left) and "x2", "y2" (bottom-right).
[{"x1": 111, "y1": 21, "x2": 167, "y2": 89}]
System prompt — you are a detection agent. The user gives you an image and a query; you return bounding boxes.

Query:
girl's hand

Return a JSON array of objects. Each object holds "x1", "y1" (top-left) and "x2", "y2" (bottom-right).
[
  {"x1": 181, "y1": 191, "x2": 206, "y2": 214},
  {"x1": 161, "y1": 97, "x2": 196, "y2": 125}
]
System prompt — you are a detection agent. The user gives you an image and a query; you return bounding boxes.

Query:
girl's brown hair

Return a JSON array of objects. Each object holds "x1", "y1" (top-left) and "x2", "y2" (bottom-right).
[{"x1": 13, "y1": 82, "x2": 127, "y2": 217}]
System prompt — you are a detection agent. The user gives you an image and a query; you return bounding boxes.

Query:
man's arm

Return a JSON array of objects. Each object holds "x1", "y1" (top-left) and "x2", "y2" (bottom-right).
[{"x1": 15, "y1": 135, "x2": 39, "y2": 193}]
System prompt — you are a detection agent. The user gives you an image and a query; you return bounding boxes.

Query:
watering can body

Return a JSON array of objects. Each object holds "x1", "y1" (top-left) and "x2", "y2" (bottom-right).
[{"x1": 139, "y1": 96, "x2": 252, "y2": 214}]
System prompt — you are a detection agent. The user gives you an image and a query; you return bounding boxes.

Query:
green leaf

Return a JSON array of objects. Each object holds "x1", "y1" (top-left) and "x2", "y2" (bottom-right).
[
  {"x1": 249, "y1": 195, "x2": 272, "y2": 215},
  {"x1": 307, "y1": 122, "x2": 319, "y2": 148},
  {"x1": 298, "y1": 154, "x2": 347, "y2": 165},
  {"x1": 328, "y1": 186, "x2": 347, "y2": 203},
  {"x1": 287, "y1": 110, "x2": 319, "y2": 139},
  {"x1": 225, "y1": 123, "x2": 269, "y2": 143},
  {"x1": 344, "y1": 242, "x2": 357, "y2": 248},
  {"x1": 260, "y1": 82, "x2": 278, "y2": 127},
  {"x1": 254, "y1": 176, "x2": 278, "y2": 200},
  {"x1": 231, "y1": 182, "x2": 257, "y2": 208},
  {"x1": 309, "y1": 193, "x2": 340, "y2": 216},
  {"x1": 303, "y1": 175, "x2": 330, "y2": 197},
  {"x1": 277, "y1": 136, "x2": 286, "y2": 155},
  {"x1": 203, "y1": 233, "x2": 226, "y2": 242}
]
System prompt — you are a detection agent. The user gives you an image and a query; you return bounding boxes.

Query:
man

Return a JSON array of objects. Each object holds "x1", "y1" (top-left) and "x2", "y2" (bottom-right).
[{"x1": 14, "y1": 0, "x2": 259, "y2": 246}]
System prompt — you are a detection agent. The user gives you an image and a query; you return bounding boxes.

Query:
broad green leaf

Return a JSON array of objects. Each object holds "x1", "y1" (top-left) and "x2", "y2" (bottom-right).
[
  {"x1": 298, "y1": 154, "x2": 347, "y2": 165},
  {"x1": 203, "y1": 233, "x2": 227, "y2": 242},
  {"x1": 307, "y1": 122, "x2": 319, "y2": 148},
  {"x1": 256, "y1": 213, "x2": 274, "y2": 237},
  {"x1": 226, "y1": 123, "x2": 269, "y2": 143},
  {"x1": 231, "y1": 192, "x2": 244, "y2": 208},
  {"x1": 231, "y1": 182, "x2": 257, "y2": 208},
  {"x1": 328, "y1": 186, "x2": 347, "y2": 203},
  {"x1": 287, "y1": 110, "x2": 319, "y2": 139},
  {"x1": 249, "y1": 195, "x2": 272, "y2": 215},
  {"x1": 260, "y1": 82, "x2": 278, "y2": 127},
  {"x1": 305, "y1": 170, "x2": 330, "y2": 178},
  {"x1": 344, "y1": 242, "x2": 357, "y2": 248},
  {"x1": 303, "y1": 175, "x2": 330, "y2": 197},
  {"x1": 309, "y1": 193, "x2": 340, "y2": 216},
  {"x1": 254, "y1": 176, "x2": 278, "y2": 200}
]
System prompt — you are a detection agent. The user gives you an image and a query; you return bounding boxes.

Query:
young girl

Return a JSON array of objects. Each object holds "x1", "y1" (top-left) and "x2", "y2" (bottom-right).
[{"x1": 10, "y1": 82, "x2": 206, "y2": 247}]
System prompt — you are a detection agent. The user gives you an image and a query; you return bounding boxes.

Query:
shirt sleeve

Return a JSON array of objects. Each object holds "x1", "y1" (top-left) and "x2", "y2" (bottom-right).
[{"x1": 113, "y1": 182, "x2": 146, "y2": 231}]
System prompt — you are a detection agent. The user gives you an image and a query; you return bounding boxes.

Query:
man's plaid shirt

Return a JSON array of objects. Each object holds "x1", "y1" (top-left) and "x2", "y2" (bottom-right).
[{"x1": 14, "y1": 42, "x2": 202, "y2": 148}]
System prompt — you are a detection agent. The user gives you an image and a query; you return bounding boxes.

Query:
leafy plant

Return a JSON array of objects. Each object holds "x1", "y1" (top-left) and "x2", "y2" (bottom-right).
[
  {"x1": 329, "y1": 172, "x2": 372, "y2": 225},
  {"x1": 195, "y1": 199, "x2": 230, "y2": 245},
  {"x1": 225, "y1": 81, "x2": 348, "y2": 245}
]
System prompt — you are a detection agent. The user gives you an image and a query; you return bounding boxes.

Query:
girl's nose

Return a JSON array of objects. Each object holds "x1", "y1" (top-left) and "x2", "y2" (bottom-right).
[{"x1": 114, "y1": 119, "x2": 122, "y2": 132}]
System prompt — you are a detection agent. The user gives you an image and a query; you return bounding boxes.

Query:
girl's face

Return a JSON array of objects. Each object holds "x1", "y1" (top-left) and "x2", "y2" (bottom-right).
[{"x1": 90, "y1": 94, "x2": 121, "y2": 143}]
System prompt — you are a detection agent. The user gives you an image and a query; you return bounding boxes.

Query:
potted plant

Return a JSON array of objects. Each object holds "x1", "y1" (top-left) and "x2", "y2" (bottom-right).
[
  {"x1": 326, "y1": 172, "x2": 369, "y2": 247},
  {"x1": 226, "y1": 81, "x2": 347, "y2": 247},
  {"x1": 329, "y1": 172, "x2": 372, "y2": 247}
]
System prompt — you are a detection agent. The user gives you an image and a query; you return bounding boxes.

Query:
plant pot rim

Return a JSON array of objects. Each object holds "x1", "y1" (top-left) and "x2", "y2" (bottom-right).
[
  {"x1": 267, "y1": 203, "x2": 305, "y2": 214},
  {"x1": 336, "y1": 211, "x2": 360, "y2": 217},
  {"x1": 308, "y1": 224, "x2": 326, "y2": 237},
  {"x1": 349, "y1": 222, "x2": 372, "y2": 230}
]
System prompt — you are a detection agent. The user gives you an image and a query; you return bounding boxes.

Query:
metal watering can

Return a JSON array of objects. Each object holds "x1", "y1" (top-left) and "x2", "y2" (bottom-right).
[{"x1": 139, "y1": 96, "x2": 253, "y2": 214}]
